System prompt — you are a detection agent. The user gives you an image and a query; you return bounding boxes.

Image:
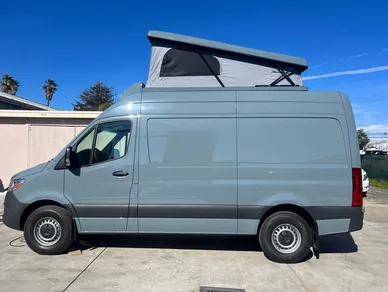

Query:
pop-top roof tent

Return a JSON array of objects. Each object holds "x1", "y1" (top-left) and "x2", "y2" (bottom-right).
[{"x1": 146, "y1": 31, "x2": 308, "y2": 88}]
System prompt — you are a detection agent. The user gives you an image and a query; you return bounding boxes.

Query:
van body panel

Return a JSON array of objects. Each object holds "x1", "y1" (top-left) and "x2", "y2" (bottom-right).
[
  {"x1": 141, "y1": 89, "x2": 236, "y2": 103},
  {"x1": 138, "y1": 90, "x2": 238, "y2": 233},
  {"x1": 340, "y1": 92, "x2": 361, "y2": 168},
  {"x1": 236, "y1": 90, "x2": 352, "y2": 210},
  {"x1": 78, "y1": 218, "x2": 127, "y2": 232},
  {"x1": 238, "y1": 219, "x2": 260, "y2": 234},
  {"x1": 2, "y1": 163, "x2": 76, "y2": 229},
  {"x1": 2, "y1": 86, "x2": 364, "y2": 241}
]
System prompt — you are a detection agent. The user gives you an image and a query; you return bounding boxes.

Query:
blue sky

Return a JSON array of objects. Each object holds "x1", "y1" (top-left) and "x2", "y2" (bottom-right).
[{"x1": 1, "y1": 0, "x2": 388, "y2": 136}]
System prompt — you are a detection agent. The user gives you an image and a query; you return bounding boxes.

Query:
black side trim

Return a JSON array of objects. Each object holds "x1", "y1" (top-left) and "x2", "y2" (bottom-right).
[
  {"x1": 70, "y1": 204, "x2": 364, "y2": 229},
  {"x1": 138, "y1": 205, "x2": 237, "y2": 219},
  {"x1": 238, "y1": 206, "x2": 270, "y2": 219},
  {"x1": 305, "y1": 206, "x2": 363, "y2": 220},
  {"x1": 74, "y1": 205, "x2": 132, "y2": 218}
]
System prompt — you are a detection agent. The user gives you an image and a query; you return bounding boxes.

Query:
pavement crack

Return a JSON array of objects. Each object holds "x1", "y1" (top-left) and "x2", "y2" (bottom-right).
[
  {"x1": 287, "y1": 264, "x2": 310, "y2": 292},
  {"x1": 62, "y1": 247, "x2": 107, "y2": 292}
]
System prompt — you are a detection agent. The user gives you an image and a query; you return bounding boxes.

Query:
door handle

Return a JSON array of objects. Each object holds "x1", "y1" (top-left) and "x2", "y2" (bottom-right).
[{"x1": 112, "y1": 171, "x2": 129, "y2": 177}]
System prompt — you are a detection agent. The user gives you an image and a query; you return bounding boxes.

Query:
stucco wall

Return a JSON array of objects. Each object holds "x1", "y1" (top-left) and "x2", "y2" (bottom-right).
[{"x1": 0, "y1": 111, "x2": 99, "y2": 185}]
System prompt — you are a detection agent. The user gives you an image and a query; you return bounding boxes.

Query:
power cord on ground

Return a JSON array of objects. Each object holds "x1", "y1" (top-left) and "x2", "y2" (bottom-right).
[
  {"x1": 9, "y1": 236, "x2": 25, "y2": 247},
  {"x1": 62, "y1": 247, "x2": 107, "y2": 292}
]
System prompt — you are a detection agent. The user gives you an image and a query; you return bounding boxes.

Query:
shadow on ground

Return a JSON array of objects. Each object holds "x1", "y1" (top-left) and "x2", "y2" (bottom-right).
[
  {"x1": 319, "y1": 233, "x2": 358, "y2": 254},
  {"x1": 72, "y1": 232, "x2": 357, "y2": 258},
  {"x1": 74, "y1": 234, "x2": 262, "y2": 252}
]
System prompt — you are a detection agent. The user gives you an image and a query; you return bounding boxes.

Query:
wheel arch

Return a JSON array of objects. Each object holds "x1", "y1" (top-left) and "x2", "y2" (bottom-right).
[
  {"x1": 258, "y1": 204, "x2": 318, "y2": 236},
  {"x1": 20, "y1": 200, "x2": 76, "y2": 230}
]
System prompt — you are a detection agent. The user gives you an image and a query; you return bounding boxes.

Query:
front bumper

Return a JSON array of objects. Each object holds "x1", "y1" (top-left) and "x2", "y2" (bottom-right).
[{"x1": 3, "y1": 191, "x2": 26, "y2": 231}]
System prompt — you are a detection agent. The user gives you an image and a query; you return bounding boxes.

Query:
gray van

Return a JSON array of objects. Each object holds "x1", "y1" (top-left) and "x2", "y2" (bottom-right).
[{"x1": 1, "y1": 31, "x2": 364, "y2": 263}]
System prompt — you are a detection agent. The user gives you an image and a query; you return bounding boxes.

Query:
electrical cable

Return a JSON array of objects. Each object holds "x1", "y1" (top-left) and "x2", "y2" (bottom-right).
[
  {"x1": 9, "y1": 235, "x2": 25, "y2": 247},
  {"x1": 62, "y1": 247, "x2": 107, "y2": 292}
]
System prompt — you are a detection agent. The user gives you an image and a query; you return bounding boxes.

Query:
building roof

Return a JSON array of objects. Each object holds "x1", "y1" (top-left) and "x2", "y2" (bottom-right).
[
  {"x1": 147, "y1": 30, "x2": 308, "y2": 73},
  {"x1": 0, "y1": 110, "x2": 100, "y2": 119},
  {"x1": 0, "y1": 92, "x2": 56, "y2": 111}
]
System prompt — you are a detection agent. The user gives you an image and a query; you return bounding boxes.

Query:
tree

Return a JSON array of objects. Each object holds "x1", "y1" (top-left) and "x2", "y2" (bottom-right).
[
  {"x1": 43, "y1": 79, "x2": 58, "y2": 107},
  {"x1": 1, "y1": 74, "x2": 20, "y2": 95},
  {"x1": 73, "y1": 81, "x2": 115, "y2": 111},
  {"x1": 358, "y1": 129, "x2": 370, "y2": 150},
  {"x1": 10, "y1": 79, "x2": 20, "y2": 95}
]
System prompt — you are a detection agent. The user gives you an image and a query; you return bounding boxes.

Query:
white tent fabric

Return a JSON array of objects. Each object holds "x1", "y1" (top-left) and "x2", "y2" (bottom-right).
[{"x1": 146, "y1": 46, "x2": 303, "y2": 88}]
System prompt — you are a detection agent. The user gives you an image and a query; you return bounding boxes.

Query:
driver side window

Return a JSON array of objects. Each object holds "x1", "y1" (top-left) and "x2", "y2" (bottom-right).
[
  {"x1": 75, "y1": 129, "x2": 95, "y2": 166},
  {"x1": 75, "y1": 120, "x2": 131, "y2": 167}
]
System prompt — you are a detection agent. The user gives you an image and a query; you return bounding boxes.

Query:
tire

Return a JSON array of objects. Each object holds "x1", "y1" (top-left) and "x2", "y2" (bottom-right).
[
  {"x1": 259, "y1": 211, "x2": 312, "y2": 263},
  {"x1": 363, "y1": 192, "x2": 367, "y2": 197},
  {"x1": 24, "y1": 205, "x2": 74, "y2": 255}
]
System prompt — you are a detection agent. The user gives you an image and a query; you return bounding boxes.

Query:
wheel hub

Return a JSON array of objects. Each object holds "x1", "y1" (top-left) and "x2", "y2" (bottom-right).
[
  {"x1": 34, "y1": 217, "x2": 62, "y2": 247},
  {"x1": 271, "y1": 224, "x2": 302, "y2": 254},
  {"x1": 279, "y1": 230, "x2": 294, "y2": 245}
]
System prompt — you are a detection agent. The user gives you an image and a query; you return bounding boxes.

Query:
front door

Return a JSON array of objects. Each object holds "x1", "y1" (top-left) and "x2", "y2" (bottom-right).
[{"x1": 64, "y1": 118, "x2": 137, "y2": 232}]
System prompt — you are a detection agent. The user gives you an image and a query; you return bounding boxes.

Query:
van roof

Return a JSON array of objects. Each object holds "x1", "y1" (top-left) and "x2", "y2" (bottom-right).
[{"x1": 147, "y1": 30, "x2": 308, "y2": 72}]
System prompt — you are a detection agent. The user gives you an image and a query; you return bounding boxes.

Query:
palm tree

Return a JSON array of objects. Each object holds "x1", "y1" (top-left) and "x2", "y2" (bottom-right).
[
  {"x1": 10, "y1": 79, "x2": 20, "y2": 95},
  {"x1": 43, "y1": 79, "x2": 58, "y2": 106},
  {"x1": 1, "y1": 74, "x2": 20, "y2": 95},
  {"x1": 1, "y1": 74, "x2": 15, "y2": 94}
]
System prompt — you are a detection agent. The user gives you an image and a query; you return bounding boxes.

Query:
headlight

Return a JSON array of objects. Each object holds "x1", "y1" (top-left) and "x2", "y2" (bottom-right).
[
  {"x1": 8, "y1": 179, "x2": 26, "y2": 191},
  {"x1": 363, "y1": 174, "x2": 368, "y2": 181}
]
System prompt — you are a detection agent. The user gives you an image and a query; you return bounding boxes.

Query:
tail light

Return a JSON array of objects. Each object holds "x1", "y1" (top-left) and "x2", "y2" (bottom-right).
[{"x1": 352, "y1": 168, "x2": 363, "y2": 207}]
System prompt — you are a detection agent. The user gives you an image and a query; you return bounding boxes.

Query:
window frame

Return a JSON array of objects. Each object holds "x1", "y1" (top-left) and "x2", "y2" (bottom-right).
[{"x1": 74, "y1": 119, "x2": 133, "y2": 168}]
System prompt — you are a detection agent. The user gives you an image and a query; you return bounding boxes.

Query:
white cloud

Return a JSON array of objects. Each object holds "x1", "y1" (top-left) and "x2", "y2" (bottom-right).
[
  {"x1": 309, "y1": 61, "x2": 328, "y2": 69},
  {"x1": 304, "y1": 65, "x2": 388, "y2": 80},
  {"x1": 310, "y1": 52, "x2": 369, "y2": 69},
  {"x1": 358, "y1": 125, "x2": 388, "y2": 134},
  {"x1": 348, "y1": 53, "x2": 369, "y2": 59}
]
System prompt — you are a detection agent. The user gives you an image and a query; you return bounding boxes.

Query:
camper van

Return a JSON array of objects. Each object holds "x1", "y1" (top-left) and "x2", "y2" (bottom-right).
[{"x1": 1, "y1": 31, "x2": 364, "y2": 263}]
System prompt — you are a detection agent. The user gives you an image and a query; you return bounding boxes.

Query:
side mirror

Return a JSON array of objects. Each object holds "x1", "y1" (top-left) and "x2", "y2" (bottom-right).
[{"x1": 65, "y1": 147, "x2": 72, "y2": 167}]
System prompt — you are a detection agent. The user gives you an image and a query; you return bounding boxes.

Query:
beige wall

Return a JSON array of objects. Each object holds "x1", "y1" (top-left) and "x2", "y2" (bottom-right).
[{"x1": 0, "y1": 114, "x2": 97, "y2": 186}]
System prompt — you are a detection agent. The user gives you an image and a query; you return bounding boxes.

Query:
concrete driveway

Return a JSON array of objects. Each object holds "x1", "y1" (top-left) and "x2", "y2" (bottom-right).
[{"x1": 1, "y1": 188, "x2": 388, "y2": 292}]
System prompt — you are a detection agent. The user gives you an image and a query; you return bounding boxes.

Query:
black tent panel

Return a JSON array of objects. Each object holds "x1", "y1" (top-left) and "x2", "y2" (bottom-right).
[{"x1": 160, "y1": 49, "x2": 220, "y2": 77}]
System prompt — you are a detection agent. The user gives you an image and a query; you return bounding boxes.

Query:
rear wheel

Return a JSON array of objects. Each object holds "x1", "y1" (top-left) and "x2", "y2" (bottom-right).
[
  {"x1": 259, "y1": 211, "x2": 312, "y2": 263},
  {"x1": 24, "y1": 205, "x2": 74, "y2": 255}
]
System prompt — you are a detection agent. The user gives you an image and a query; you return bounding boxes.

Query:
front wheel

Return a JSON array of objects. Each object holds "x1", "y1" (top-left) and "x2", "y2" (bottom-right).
[
  {"x1": 259, "y1": 211, "x2": 312, "y2": 263},
  {"x1": 24, "y1": 205, "x2": 74, "y2": 255}
]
